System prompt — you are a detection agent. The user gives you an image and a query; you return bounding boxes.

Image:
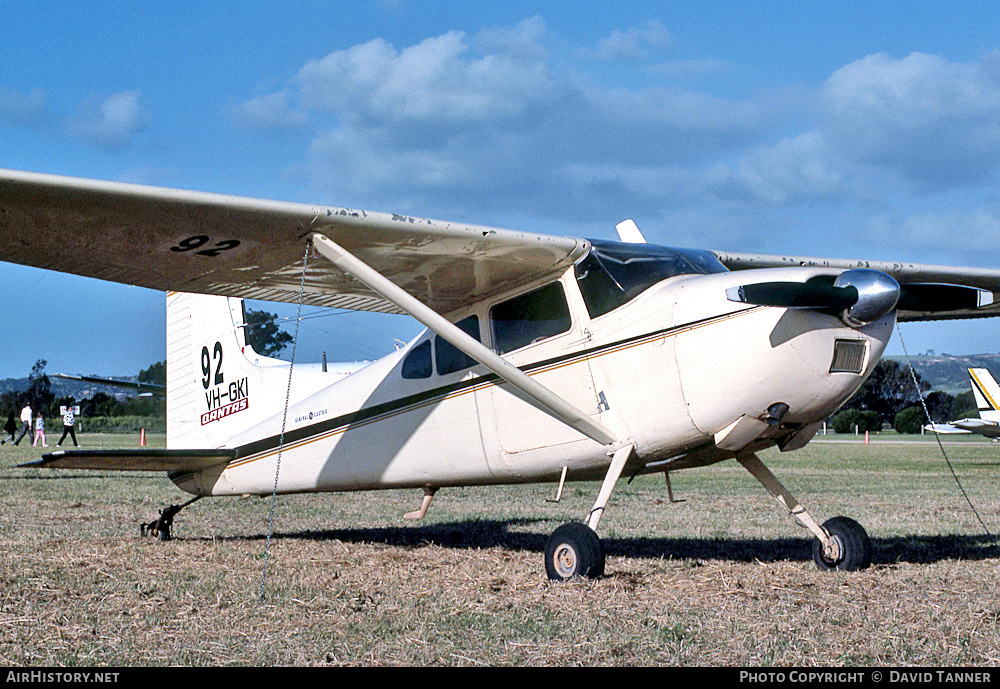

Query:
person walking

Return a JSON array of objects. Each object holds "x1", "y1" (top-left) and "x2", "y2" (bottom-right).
[
  {"x1": 32, "y1": 410, "x2": 46, "y2": 447},
  {"x1": 57, "y1": 405, "x2": 79, "y2": 447},
  {"x1": 2, "y1": 413, "x2": 16, "y2": 444},
  {"x1": 13, "y1": 403, "x2": 31, "y2": 445}
]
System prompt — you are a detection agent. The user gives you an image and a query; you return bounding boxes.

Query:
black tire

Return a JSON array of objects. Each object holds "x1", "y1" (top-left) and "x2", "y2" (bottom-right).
[
  {"x1": 812, "y1": 516, "x2": 872, "y2": 571},
  {"x1": 544, "y1": 522, "x2": 605, "y2": 580}
]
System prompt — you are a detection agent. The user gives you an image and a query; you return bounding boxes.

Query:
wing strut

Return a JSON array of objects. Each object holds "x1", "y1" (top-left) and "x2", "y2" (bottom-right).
[{"x1": 310, "y1": 233, "x2": 617, "y2": 446}]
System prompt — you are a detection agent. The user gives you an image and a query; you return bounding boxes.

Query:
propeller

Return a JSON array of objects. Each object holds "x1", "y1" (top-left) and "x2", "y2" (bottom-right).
[
  {"x1": 729, "y1": 268, "x2": 989, "y2": 326},
  {"x1": 727, "y1": 269, "x2": 899, "y2": 327}
]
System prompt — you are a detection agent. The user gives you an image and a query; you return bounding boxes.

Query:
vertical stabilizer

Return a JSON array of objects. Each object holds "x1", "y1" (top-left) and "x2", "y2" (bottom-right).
[
  {"x1": 969, "y1": 368, "x2": 1000, "y2": 423},
  {"x1": 166, "y1": 292, "x2": 333, "y2": 449}
]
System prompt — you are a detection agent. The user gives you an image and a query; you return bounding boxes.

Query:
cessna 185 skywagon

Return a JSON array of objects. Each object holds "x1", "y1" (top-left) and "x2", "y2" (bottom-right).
[{"x1": 4, "y1": 169, "x2": 1000, "y2": 580}]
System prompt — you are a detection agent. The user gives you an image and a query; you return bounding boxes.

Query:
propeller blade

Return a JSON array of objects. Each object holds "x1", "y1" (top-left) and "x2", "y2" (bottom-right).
[
  {"x1": 898, "y1": 283, "x2": 986, "y2": 313},
  {"x1": 727, "y1": 281, "x2": 858, "y2": 309}
]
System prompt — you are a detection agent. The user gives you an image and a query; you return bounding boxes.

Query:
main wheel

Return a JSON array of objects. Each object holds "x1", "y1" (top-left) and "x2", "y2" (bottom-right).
[
  {"x1": 545, "y1": 522, "x2": 605, "y2": 580},
  {"x1": 812, "y1": 516, "x2": 872, "y2": 571}
]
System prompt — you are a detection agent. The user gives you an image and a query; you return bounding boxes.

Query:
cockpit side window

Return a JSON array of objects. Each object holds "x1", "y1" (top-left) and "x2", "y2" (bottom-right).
[
  {"x1": 575, "y1": 252, "x2": 631, "y2": 318},
  {"x1": 401, "y1": 340, "x2": 432, "y2": 379},
  {"x1": 491, "y1": 282, "x2": 572, "y2": 355},
  {"x1": 435, "y1": 315, "x2": 481, "y2": 375},
  {"x1": 575, "y1": 239, "x2": 728, "y2": 318}
]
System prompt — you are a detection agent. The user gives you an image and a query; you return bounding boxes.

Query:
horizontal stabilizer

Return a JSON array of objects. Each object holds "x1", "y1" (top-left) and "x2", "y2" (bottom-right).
[{"x1": 19, "y1": 448, "x2": 237, "y2": 472}]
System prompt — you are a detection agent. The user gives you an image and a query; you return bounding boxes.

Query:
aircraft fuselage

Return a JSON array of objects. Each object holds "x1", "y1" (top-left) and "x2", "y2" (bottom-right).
[{"x1": 170, "y1": 263, "x2": 892, "y2": 498}]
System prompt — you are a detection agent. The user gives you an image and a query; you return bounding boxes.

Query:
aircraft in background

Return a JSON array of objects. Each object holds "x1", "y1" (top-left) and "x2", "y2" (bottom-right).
[
  {"x1": 54, "y1": 373, "x2": 166, "y2": 397},
  {"x1": 3, "y1": 168, "x2": 1000, "y2": 579},
  {"x1": 925, "y1": 368, "x2": 1000, "y2": 439}
]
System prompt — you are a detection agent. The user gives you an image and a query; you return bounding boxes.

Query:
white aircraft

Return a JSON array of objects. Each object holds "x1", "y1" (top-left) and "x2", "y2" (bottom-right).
[
  {"x1": 925, "y1": 368, "x2": 1000, "y2": 439},
  {"x1": 4, "y1": 168, "x2": 1000, "y2": 579},
  {"x1": 54, "y1": 372, "x2": 166, "y2": 397}
]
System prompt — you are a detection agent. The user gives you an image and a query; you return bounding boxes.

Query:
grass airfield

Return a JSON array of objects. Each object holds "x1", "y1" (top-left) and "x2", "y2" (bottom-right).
[{"x1": 1, "y1": 431, "x2": 999, "y2": 666}]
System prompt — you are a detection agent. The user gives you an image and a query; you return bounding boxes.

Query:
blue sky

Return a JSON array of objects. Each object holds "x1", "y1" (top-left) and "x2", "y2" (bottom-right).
[{"x1": 2, "y1": 1, "x2": 1000, "y2": 379}]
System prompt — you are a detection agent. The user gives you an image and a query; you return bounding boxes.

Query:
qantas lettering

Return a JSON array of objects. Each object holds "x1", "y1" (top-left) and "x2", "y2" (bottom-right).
[{"x1": 201, "y1": 397, "x2": 249, "y2": 425}]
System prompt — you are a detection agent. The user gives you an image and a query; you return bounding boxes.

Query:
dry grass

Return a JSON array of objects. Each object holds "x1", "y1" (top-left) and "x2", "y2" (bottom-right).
[{"x1": 2, "y1": 432, "x2": 1000, "y2": 666}]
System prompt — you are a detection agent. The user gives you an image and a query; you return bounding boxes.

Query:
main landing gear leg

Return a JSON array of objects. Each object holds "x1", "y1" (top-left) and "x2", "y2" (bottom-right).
[
  {"x1": 544, "y1": 444, "x2": 635, "y2": 581},
  {"x1": 737, "y1": 453, "x2": 872, "y2": 571},
  {"x1": 140, "y1": 496, "x2": 202, "y2": 541}
]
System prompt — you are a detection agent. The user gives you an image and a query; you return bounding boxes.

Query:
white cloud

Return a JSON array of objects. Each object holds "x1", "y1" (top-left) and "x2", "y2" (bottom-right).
[
  {"x1": 732, "y1": 132, "x2": 845, "y2": 205},
  {"x1": 70, "y1": 91, "x2": 147, "y2": 150},
  {"x1": 582, "y1": 20, "x2": 673, "y2": 61},
  {"x1": 228, "y1": 22, "x2": 1000, "y2": 266},
  {"x1": 243, "y1": 20, "x2": 790, "y2": 220},
  {"x1": 821, "y1": 52, "x2": 1000, "y2": 189},
  {"x1": 294, "y1": 28, "x2": 558, "y2": 125},
  {"x1": 869, "y1": 206, "x2": 1000, "y2": 254},
  {"x1": 0, "y1": 87, "x2": 45, "y2": 125},
  {"x1": 231, "y1": 90, "x2": 308, "y2": 130}
]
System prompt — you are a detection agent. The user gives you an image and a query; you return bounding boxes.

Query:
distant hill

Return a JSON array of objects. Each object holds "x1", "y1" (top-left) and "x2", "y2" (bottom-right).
[
  {"x1": 0, "y1": 375, "x2": 143, "y2": 401},
  {"x1": 886, "y1": 353, "x2": 1000, "y2": 394}
]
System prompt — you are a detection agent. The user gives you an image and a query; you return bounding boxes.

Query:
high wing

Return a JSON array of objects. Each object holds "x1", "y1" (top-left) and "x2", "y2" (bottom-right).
[
  {"x1": 0, "y1": 169, "x2": 588, "y2": 316},
  {"x1": 5, "y1": 169, "x2": 1000, "y2": 321},
  {"x1": 713, "y1": 251, "x2": 1000, "y2": 321}
]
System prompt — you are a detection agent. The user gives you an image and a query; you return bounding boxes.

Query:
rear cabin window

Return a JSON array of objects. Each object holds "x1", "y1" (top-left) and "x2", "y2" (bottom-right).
[
  {"x1": 401, "y1": 340, "x2": 432, "y2": 379},
  {"x1": 435, "y1": 315, "x2": 480, "y2": 375},
  {"x1": 401, "y1": 316, "x2": 482, "y2": 379},
  {"x1": 491, "y1": 282, "x2": 572, "y2": 355}
]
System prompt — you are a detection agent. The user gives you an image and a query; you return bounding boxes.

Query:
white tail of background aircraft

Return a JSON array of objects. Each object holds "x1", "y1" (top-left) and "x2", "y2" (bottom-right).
[
  {"x1": 925, "y1": 367, "x2": 1000, "y2": 438},
  {"x1": 969, "y1": 368, "x2": 1000, "y2": 423}
]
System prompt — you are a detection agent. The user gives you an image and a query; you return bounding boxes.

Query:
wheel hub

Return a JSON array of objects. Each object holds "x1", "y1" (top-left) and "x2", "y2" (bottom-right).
[
  {"x1": 822, "y1": 533, "x2": 844, "y2": 564},
  {"x1": 553, "y1": 544, "x2": 578, "y2": 578}
]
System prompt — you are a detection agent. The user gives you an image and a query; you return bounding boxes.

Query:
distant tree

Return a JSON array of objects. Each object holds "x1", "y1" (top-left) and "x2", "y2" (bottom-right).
[
  {"x1": 138, "y1": 361, "x2": 166, "y2": 386},
  {"x1": 81, "y1": 392, "x2": 123, "y2": 418},
  {"x1": 894, "y1": 406, "x2": 926, "y2": 434},
  {"x1": 841, "y1": 359, "x2": 929, "y2": 425},
  {"x1": 952, "y1": 390, "x2": 978, "y2": 419},
  {"x1": 922, "y1": 390, "x2": 955, "y2": 424},
  {"x1": 0, "y1": 390, "x2": 20, "y2": 418},
  {"x1": 831, "y1": 408, "x2": 881, "y2": 434},
  {"x1": 25, "y1": 359, "x2": 54, "y2": 415},
  {"x1": 244, "y1": 308, "x2": 293, "y2": 357},
  {"x1": 831, "y1": 409, "x2": 861, "y2": 434}
]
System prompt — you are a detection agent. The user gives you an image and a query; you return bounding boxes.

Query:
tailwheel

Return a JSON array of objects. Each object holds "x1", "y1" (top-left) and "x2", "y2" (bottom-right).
[
  {"x1": 545, "y1": 522, "x2": 605, "y2": 581},
  {"x1": 812, "y1": 516, "x2": 872, "y2": 571},
  {"x1": 139, "y1": 496, "x2": 201, "y2": 542}
]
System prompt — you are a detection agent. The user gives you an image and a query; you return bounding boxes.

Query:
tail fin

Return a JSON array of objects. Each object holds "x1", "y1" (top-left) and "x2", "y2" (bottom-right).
[
  {"x1": 968, "y1": 368, "x2": 1000, "y2": 423},
  {"x1": 166, "y1": 292, "x2": 331, "y2": 449}
]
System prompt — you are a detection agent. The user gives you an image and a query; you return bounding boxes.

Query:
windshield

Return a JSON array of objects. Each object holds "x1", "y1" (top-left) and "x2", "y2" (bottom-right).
[{"x1": 575, "y1": 239, "x2": 728, "y2": 318}]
